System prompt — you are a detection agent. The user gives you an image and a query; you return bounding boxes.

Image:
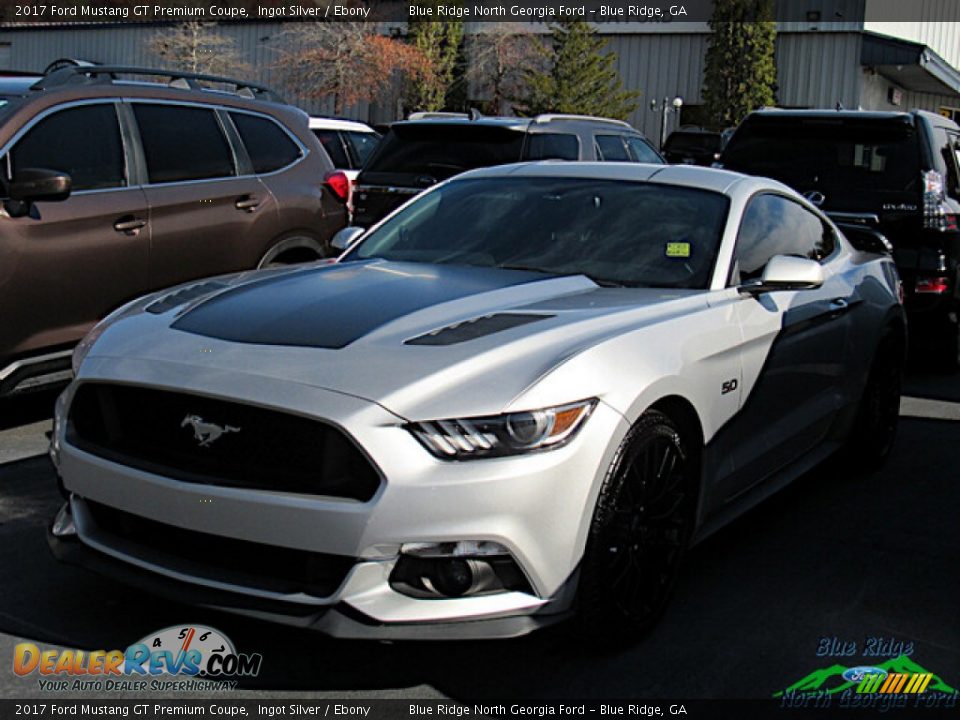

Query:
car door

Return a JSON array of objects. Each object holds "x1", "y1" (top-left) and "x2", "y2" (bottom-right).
[
  {"x1": 129, "y1": 101, "x2": 278, "y2": 289},
  {"x1": 712, "y1": 193, "x2": 859, "y2": 502},
  {"x1": 0, "y1": 100, "x2": 149, "y2": 365}
]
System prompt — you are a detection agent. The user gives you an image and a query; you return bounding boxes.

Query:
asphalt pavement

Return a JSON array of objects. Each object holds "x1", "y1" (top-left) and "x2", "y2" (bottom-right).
[{"x1": 0, "y1": 372, "x2": 957, "y2": 702}]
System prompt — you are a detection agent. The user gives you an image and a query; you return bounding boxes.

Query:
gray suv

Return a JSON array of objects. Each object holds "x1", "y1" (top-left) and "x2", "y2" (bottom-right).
[
  {"x1": 0, "y1": 65, "x2": 348, "y2": 397},
  {"x1": 353, "y1": 113, "x2": 663, "y2": 227}
]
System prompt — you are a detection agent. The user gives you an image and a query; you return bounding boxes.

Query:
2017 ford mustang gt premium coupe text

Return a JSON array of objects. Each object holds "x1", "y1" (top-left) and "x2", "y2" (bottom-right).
[{"x1": 49, "y1": 163, "x2": 905, "y2": 642}]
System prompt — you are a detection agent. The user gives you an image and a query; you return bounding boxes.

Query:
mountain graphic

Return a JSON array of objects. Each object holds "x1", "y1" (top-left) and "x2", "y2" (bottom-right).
[{"x1": 773, "y1": 655, "x2": 958, "y2": 698}]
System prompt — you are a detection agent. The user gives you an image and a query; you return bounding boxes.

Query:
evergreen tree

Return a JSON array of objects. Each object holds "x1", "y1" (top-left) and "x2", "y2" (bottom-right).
[
  {"x1": 405, "y1": 5, "x2": 464, "y2": 112},
  {"x1": 521, "y1": 21, "x2": 638, "y2": 121},
  {"x1": 702, "y1": 0, "x2": 777, "y2": 128}
]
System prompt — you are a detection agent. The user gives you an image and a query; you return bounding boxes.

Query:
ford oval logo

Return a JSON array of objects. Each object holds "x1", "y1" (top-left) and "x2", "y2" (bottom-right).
[{"x1": 842, "y1": 666, "x2": 888, "y2": 683}]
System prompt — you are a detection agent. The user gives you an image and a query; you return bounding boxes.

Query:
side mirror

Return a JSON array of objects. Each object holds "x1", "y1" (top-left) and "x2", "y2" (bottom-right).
[
  {"x1": 331, "y1": 226, "x2": 365, "y2": 252},
  {"x1": 837, "y1": 223, "x2": 893, "y2": 255},
  {"x1": 739, "y1": 255, "x2": 825, "y2": 295},
  {"x1": 9, "y1": 168, "x2": 72, "y2": 203}
]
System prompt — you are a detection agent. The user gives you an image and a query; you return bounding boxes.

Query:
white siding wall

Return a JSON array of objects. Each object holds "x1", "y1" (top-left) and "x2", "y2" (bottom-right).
[{"x1": 865, "y1": 0, "x2": 960, "y2": 68}]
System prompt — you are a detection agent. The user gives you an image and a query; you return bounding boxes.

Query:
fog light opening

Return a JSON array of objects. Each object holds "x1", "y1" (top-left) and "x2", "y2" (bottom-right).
[{"x1": 389, "y1": 545, "x2": 533, "y2": 599}]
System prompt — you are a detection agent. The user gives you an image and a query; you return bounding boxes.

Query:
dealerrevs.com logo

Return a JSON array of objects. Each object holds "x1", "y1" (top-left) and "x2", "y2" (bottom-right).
[{"x1": 13, "y1": 625, "x2": 262, "y2": 692}]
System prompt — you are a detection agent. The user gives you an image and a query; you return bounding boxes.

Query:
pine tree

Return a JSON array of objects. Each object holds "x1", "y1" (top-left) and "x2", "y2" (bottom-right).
[
  {"x1": 701, "y1": 0, "x2": 777, "y2": 128},
  {"x1": 521, "y1": 21, "x2": 638, "y2": 121},
  {"x1": 405, "y1": 4, "x2": 465, "y2": 112}
]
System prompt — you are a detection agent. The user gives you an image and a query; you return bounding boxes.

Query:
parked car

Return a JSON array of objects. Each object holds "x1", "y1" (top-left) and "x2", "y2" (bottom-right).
[
  {"x1": 0, "y1": 65, "x2": 347, "y2": 398},
  {"x1": 308, "y1": 116, "x2": 381, "y2": 208},
  {"x1": 719, "y1": 108, "x2": 960, "y2": 369},
  {"x1": 662, "y1": 127, "x2": 724, "y2": 165},
  {"x1": 52, "y1": 162, "x2": 904, "y2": 642},
  {"x1": 352, "y1": 114, "x2": 663, "y2": 227}
]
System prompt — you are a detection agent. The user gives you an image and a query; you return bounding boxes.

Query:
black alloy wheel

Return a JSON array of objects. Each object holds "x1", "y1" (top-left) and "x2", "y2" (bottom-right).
[{"x1": 576, "y1": 410, "x2": 695, "y2": 644}]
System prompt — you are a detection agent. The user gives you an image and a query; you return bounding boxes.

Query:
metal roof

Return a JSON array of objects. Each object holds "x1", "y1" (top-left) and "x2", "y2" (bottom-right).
[{"x1": 861, "y1": 31, "x2": 960, "y2": 98}]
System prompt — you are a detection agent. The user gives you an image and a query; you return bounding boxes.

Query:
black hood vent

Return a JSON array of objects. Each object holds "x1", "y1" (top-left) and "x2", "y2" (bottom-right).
[{"x1": 406, "y1": 313, "x2": 551, "y2": 346}]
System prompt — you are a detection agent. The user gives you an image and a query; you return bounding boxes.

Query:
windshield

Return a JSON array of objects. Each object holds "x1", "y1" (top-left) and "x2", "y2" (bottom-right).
[
  {"x1": 721, "y1": 119, "x2": 921, "y2": 209},
  {"x1": 349, "y1": 177, "x2": 729, "y2": 289}
]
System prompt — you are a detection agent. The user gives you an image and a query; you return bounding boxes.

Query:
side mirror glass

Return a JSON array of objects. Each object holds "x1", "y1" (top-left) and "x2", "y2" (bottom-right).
[
  {"x1": 9, "y1": 168, "x2": 72, "y2": 203},
  {"x1": 331, "y1": 226, "x2": 365, "y2": 252},
  {"x1": 739, "y1": 255, "x2": 825, "y2": 295}
]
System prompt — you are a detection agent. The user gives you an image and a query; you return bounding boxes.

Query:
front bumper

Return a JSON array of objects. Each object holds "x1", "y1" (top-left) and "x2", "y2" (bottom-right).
[{"x1": 52, "y1": 360, "x2": 628, "y2": 639}]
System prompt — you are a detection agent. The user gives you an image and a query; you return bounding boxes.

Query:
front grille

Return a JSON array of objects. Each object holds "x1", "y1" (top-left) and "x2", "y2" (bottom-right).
[
  {"x1": 83, "y1": 499, "x2": 354, "y2": 597},
  {"x1": 68, "y1": 383, "x2": 381, "y2": 501}
]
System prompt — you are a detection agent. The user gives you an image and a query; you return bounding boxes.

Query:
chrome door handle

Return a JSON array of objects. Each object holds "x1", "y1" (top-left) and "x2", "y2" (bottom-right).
[
  {"x1": 235, "y1": 196, "x2": 260, "y2": 212},
  {"x1": 114, "y1": 216, "x2": 146, "y2": 234}
]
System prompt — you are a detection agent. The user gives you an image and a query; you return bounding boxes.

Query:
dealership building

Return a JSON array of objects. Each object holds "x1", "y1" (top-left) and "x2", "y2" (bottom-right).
[{"x1": 1, "y1": 0, "x2": 958, "y2": 143}]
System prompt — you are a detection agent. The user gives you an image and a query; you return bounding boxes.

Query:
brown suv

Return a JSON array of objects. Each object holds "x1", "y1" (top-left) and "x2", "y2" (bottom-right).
[{"x1": 0, "y1": 65, "x2": 347, "y2": 397}]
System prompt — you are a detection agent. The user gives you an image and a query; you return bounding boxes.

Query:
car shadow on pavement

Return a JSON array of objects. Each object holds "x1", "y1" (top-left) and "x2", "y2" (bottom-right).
[
  {"x1": 0, "y1": 389, "x2": 61, "y2": 433},
  {"x1": 0, "y1": 417, "x2": 957, "y2": 700}
]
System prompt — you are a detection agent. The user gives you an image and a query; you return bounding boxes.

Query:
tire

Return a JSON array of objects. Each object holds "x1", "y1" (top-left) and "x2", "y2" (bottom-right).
[
  {"x1": 575, "y1": 410, "x2": 696, "y2": 645},
  {"x1": 843, "y1": 330, "x2": 903, "y2": 471}
]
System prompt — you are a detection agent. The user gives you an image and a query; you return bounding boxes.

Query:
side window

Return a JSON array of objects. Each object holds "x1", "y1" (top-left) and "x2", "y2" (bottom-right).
[
  {"x1": 133, "y1": 104, "x2": 234, "y2": 184},
  {"x1": 731, "y1": 194, "x2": 835, "y2": 284},
  {"x1": 230, "y1": 112, "x2": 301, "y2": 174},
  {"x1": 344, "y1": 131, "x2": 380, "y2": 168},
  {"x1": 595, "y1": 134, "x2": 630, "y2": 161},
  {"x1": 311, "y1": 129, "x2": 350, "y2": 168},
  {"x1": 523, "y1": 133, "x2": 579, "y2": 161},
  {"x1": 626, "y1": 136, "x2": 662, "y2": 163},
  {"x1": 10, "y1": 103, "x2": 125, "y2": 192}
]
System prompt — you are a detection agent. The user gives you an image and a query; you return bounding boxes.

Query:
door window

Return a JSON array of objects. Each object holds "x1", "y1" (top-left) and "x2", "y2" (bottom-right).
[
  {"x1": 344, "y1": 130, "x2": 380, "y2": 168},
  {"x1": 10, "y1": 103, "x2": 125, "y2": 192},
  {"x1": 134, "y1": 104, "x2": 235, "y2": 184},
  {"x1": 231, "y1": 112, "x2": 301, "y2": 174},
  {"x1": 595, "y1": 134, "x2": 630, "y2": 161},
  {"x1": 731, "y1": 194, "x2": 835, "y2": 283},
  {"x1": 626, "y1": 136, "x2": 662, "y2": 163}
]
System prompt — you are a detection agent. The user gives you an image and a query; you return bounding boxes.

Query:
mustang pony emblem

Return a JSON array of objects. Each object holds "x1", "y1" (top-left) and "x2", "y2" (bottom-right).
[{"x1": 180, "y1": 414, "x2": 241, "y2": 447}]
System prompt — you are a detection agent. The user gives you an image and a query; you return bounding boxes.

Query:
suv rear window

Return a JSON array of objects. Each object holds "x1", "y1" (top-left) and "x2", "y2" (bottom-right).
[
  {"x1": 721, "y1": 118, "x2": 921, "y2": 210},
  {"x1": 231, "y1": 112, "x2": 301, "y2": 174},
  {"x1": 312, "y1": 129, "x2": 350, "y2": 168},
  {"x1": 523, "y1": 133, "x2": 579, "y2": 160},
  {"x1": 134, "y1": 104, "x2": 235, "y2": 184},
  {"x1": 361, "y1": 124, "x2": 525, "y2": 185},
  {"x1": 344, "y1": 131, "x2": 379, "y2": 166}
]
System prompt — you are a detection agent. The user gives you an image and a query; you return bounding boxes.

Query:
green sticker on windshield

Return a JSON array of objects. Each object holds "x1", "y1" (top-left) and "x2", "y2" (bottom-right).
[{"x1": 666, "y1": 242, "x2": 691, "y2": 258}]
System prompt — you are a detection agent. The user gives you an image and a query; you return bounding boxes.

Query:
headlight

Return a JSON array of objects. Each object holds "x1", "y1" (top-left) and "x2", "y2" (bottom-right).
[{"x1": 408, "y1": 399, "x2": 596, "y2": 460}]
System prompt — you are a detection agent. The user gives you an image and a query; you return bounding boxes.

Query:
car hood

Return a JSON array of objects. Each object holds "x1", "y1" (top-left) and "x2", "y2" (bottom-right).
[{"x1": 87, "y1": 260, "x2": 709, "y2": 419}]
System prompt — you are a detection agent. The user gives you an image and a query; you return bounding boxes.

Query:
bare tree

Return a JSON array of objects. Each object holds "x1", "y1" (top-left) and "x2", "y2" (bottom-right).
[
  {"x1": 466, "y1": 24, "x2": 543, "y2": 115},
  {"x1": 275, "y1": 23, "x2": 431, "y2": 116},
  {"x1": 149, "y1": 22, "x2": 251, "y2": 77}
]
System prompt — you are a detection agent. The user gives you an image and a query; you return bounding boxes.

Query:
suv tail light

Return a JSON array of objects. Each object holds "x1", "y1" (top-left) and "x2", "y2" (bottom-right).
[
  {"x1": 324, "y1": 171, "x2": 350, "y2": 203},
  {"x1": 915, "y1": 276, "x2": 950, "y2": 294},
  {"x1": 922, "y1": 170, "x2": 955, "y2": 230}
]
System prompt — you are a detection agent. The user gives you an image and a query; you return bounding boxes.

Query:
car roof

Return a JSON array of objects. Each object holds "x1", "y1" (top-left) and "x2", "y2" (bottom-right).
[
  {"x1": 309, "y1": 116, "x2": 378, "y2": 132},
  {"x1": 455, "y1": 161, "x2": 765, "y2": 194},
  {"x1": 391, "y1": 114, "x2": 641, "y2": 134},
  {"x1": 745, "y1": 108, "x2": 917, "y2": 123}
]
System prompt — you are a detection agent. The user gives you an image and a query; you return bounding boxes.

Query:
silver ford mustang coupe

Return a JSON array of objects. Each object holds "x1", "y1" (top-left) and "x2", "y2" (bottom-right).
[{"x1": 50, "y1": 163, "x2": 905, "y2": 642}]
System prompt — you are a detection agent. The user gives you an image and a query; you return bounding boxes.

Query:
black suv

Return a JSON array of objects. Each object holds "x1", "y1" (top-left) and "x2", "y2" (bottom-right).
[
  {"x1": 720, "y1": 109, "x2": 960, "y2": 368},
  {"x1": 352, "y1": 113, "x2": 663, "y2": 227}
]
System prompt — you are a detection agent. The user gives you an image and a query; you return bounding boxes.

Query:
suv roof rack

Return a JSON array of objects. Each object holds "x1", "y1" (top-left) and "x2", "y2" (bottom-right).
[
  {"x1": 31, "y1": 65, "x2": 285, "y2": 104},
  {"x1": 532, "y1": 114, "x2": 633, "y2": 129}
]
